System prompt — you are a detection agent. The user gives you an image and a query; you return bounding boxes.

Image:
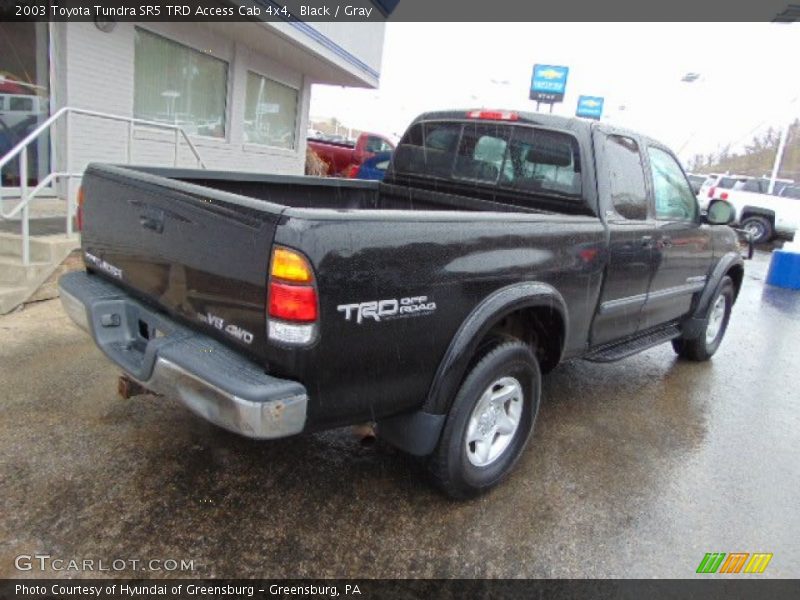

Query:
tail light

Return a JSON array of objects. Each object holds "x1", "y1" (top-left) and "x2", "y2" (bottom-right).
[
  {"x1": 467, "y1": 110, "x2": 519, "y2": 121},
  {"x1": 267, "y1": 246, "x2": 318, "y2": 345},
  {"x1": 707, "y1": 186, "x2": 716, "y2": 199},
  {"x1": 75, "y1": 186, "x2": 85, "y2": 231},
  {"x1": 345, "y1": 164, "x2": 360, "y2": 178}
]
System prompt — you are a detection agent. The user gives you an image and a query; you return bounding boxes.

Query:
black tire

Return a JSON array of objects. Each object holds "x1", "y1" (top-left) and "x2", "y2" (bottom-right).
[
  {"x1": 428, "y1": 340, "x2": 541, "y2": 499},
  {"x1": 672, "y1": 276, "x2": 734, "y2": 361},
  {"x1": 740, "y1": 215, "x2": 773, "y2": 244}
]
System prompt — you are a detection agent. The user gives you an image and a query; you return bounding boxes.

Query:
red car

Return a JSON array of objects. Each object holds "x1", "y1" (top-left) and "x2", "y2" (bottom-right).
[{"x1": 307, "y1": 132, "x2": 395, "y2": 177}]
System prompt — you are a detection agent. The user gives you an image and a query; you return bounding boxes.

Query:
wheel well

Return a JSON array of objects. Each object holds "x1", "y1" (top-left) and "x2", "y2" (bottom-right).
[
  {"x1": 727, "y1": 264, "x2": 744, "y2": 302},
  {"x1": 478, "y1": 306, "x2": 565, "y2": 374},
  {"x1": 740, "y1": 207, "x2": 775, "y2": 225}
]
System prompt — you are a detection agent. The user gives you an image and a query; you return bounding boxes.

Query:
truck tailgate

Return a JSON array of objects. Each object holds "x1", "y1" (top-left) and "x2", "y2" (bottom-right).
[{"x1": 79, "y1": 164, "x2": 283, "y2": 360}]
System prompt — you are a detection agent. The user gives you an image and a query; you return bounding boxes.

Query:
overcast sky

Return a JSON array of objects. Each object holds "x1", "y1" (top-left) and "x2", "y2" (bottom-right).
[{"x1": 310, "y1": 22, "x2": 800, "y2": 164}]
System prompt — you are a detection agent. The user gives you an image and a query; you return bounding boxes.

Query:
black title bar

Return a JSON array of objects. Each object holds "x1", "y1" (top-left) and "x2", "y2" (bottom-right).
[{"x1": 0, "y1": 0, "x2": 797, "y2": 22}]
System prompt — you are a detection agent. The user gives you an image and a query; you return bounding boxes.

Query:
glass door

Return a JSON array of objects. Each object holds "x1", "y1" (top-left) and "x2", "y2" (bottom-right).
[{"x1": 0, "y1": 22, "x2": 50, "y2": 189}]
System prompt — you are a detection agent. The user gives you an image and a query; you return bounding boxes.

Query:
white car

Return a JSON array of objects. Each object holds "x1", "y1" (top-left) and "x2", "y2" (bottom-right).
[
  {"x1": 708, "y1": 181, "x2": 800, "y2": 243},
  {"x1": 697, "y1": 173, "x2": 751, "y2": 211}
]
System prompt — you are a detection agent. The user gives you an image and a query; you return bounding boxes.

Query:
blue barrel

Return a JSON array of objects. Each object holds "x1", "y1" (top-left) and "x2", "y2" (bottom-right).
[{"x1": 766, "y1": 249, "x2": 800, "y2": 290}]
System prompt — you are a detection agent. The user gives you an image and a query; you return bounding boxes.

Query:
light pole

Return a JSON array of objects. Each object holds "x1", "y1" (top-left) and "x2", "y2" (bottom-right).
[{"x1": 677, "y1": 72, "x2": 707, "y2": 158}]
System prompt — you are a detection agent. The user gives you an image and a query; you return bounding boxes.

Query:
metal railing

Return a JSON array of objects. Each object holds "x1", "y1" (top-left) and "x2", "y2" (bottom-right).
[{"x1": 0, "y1": 107, "x2": 206, "y2": 264}]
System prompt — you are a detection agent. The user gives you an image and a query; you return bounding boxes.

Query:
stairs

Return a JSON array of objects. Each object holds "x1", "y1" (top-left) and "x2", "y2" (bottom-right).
[{"x1": 0, "y1": 232, "x2": 79, "y2": 314}]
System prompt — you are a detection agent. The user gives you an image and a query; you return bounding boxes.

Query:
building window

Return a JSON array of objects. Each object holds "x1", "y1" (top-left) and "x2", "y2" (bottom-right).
[
  {"x1": 243, "y1": 71, "x2": 298, "y2": 149},
  {"x1": 134, "y1": 28, "x2": 228, "y2": 138}
]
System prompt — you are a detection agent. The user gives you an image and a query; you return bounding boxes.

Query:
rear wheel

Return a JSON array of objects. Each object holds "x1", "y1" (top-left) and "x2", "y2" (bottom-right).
[
  {"x1": 428, "y1": 340, "x2": 540, "y2": 499},
  {"x1": 673, "y1": 276, "x2": 734, "y2": 361},
  {"x1": 740, "y1": 215, "x2": 773, "y2": 244}
]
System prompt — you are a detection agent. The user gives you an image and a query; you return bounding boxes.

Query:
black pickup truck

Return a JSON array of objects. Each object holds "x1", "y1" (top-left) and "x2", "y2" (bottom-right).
[{"x1": 60, "y1": 109, "x2": 746, "y2": 498}]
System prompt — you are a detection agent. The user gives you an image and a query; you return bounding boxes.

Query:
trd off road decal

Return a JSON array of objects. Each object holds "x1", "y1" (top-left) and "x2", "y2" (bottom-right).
[{"x1": 337, "y1": 295, "x2": 437, "y2": 324}]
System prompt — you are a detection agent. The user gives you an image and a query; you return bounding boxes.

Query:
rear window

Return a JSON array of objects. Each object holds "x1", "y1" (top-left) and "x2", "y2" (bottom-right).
[
  {"x1": 718, "y1": 177, "x2": 740, "y2": 189},
  {"x1": 393, "y1": 121, "x2": 582, "y2": 199}
]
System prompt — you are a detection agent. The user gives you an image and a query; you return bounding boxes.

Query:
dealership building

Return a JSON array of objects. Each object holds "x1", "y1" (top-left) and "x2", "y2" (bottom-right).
[{"x1": 0, "y1": 15, "x2": 385, "y2": 312}]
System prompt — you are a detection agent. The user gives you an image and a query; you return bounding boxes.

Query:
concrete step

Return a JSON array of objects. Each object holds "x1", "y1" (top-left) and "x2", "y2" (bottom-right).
[
  {"x1": 0, "y1": 256, "x2": 52, "y2": 285},
  {"x1": 0, "y1": 233, "x2": 80, "y2": 314},
  {"x1": 0, "y1": 285, "x2": 30, "y2": 315},
  {"x1": 0, "y1": 232, "x2": 79, "y2": 263}
]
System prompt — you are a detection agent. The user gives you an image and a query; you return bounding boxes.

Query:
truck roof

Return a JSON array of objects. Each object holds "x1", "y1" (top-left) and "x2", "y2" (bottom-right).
[
  {"x1": 412, "y1": 109, "x2": 591, "y2": 133},
  {"x1": 410, "y1": 109, "x2": 666, "y2": 152}
]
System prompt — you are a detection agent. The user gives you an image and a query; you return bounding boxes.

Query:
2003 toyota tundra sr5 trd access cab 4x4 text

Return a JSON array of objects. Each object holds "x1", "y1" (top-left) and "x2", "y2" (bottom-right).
[{"x1": 60, "y1": 110, "x2": 746, "y2": 498}]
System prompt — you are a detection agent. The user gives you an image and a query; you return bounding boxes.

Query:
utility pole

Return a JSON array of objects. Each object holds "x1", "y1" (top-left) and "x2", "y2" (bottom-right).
[{"x1": 768, "y1": 121, "x2": 790, "y2": 194}]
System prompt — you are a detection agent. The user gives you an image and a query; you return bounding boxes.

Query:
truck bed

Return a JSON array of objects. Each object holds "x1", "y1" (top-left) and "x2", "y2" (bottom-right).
[{"x1": 79, "y1": 163, "x2": 602, "y2": 423}]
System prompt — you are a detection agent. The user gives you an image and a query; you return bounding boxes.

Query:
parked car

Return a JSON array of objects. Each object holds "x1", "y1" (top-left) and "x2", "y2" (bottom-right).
[
  {"x1": 697, "y1": 173, "x2": 751, "y2": 211},
  {"x1": 60, "y1": 109, "x2": 746, "y2": 498},
  {"x1": 345, "y1": 151, "x2": 392, "y2": 180},
  {"x1": 307, "y1": 132, "x2": 395, "y2": 177},
  {"x1": 708, "y1": 184, "x2": 800, "y2": 243}
]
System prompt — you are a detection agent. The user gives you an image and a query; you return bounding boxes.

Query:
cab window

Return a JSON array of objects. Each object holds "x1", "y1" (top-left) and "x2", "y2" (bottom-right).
[
  {"x1": 604, "y1": 134, "x2": 648, "y2": 220},
  {"x1": 647, "y1": 147, "x2": 698, "y2": 221}
]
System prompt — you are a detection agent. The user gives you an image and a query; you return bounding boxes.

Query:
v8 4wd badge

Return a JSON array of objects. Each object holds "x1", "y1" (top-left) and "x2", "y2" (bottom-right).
[{"x1": 337, "y1": 296, "x2": 436, "y2": 325}]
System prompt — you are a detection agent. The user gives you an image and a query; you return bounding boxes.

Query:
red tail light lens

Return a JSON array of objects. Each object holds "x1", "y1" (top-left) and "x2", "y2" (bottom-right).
[
  {"x1": 269, "y1": 282, "x2": 317, "y2": 322},
  {"x1": 707, "y1": 186, "x2": 716, "y2": 198},
  {"x1": 345, "y1": 164, "x2": 360, "y2": 178}
]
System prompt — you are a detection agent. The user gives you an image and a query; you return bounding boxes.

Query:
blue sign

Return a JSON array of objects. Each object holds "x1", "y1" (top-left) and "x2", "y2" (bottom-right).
[
  {"x1": 530, "y1": 64, "x2": 569, "y2": 103},
  {"x1": 576, "y1": 95, "x2": 604, "y2": 120}
]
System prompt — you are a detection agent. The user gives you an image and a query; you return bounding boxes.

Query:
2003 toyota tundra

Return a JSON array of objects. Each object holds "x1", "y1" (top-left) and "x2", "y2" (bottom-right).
[{"x1": 60, "y1": 109, "x2": 745, "y2": 498}]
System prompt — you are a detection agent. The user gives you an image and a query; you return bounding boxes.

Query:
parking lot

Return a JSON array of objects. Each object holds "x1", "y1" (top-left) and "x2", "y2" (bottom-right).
[{"x1": 1, "y1": 251, "x2": 798, "y2": 579}]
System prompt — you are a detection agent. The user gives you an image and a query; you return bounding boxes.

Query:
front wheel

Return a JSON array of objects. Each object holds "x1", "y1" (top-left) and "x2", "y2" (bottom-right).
[
  {"x1": 428, "y1": 340, "x2": 540, "y2": 499},
  {"x1": 673, "y1": 276, "x2": 734, "y2": 361}
]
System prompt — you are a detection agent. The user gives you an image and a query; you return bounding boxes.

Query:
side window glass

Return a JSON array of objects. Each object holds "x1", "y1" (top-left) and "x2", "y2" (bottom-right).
[
  {"x1": 365, "y1": 136, "x2": 382, "y2": 153},
  {"x1": 604, "y1": 134, "x2": 648, "y2": 220},
  {"x1": 648, "y1": 147, "x2": 698, "y2": 221}
]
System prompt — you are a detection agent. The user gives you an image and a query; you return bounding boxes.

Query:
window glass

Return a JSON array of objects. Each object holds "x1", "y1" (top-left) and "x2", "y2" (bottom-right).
[
  {"x1": 243, "y1": 71, "x2": 298, "y2": 149},
  {"x1": 503, "y1": 127, "x2": 581, "y2": 196},
  {"x1": 134, "y1": 28, "x2": 228, "y2": 138},
  {"x1": 648, "y1": 147, "x2": 698, "y2": 221},
  {"x1": 454, "y1": 123, "x2": 510, "y2": 183},
  {"x1": 604, "y1": 134, "x2": 648, "y2": 220},
  {"x1": 365, "y1": 136, "x2": 385, "y2": 153}
]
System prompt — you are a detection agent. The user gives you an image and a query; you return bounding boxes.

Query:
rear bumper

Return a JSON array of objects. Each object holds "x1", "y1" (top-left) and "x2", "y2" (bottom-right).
[{"x1": 59, "y1": 271, "x2": 307, "y2": 439}]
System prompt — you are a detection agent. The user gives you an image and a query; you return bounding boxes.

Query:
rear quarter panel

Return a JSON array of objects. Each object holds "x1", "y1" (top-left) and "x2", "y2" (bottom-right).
[{"x1": 268, "y1": 210, "x2": 606, "y2": 429}]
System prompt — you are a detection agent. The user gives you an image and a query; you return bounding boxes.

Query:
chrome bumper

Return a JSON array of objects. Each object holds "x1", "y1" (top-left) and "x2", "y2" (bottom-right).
[{"x1": 59, "y1": 272, "x2": 308, "y2": 440}]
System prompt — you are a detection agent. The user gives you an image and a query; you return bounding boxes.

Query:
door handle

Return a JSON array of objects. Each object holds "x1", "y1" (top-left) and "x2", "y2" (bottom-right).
[{"x1": 641, "y1": 235, "x2": 653, "y2": 248}]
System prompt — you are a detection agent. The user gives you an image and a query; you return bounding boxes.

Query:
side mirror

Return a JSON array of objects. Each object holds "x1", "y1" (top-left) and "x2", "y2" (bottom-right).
[{"x1": 706, "y1": 199, "x2": 735, "y2": 225}]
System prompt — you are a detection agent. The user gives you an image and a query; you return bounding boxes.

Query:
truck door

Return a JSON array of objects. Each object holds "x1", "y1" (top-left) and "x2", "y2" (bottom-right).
[
  {"x1": 591, "y1": 133, "x2": 658, "y2": 346},
  {"x1": 639, "y1": 145, "x2": 713, "y2": 330}
]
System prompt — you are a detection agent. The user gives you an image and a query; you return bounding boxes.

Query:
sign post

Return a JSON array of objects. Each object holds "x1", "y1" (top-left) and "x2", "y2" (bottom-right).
[
  {"x1": 530, "y1": 64, "x2": 569, "y2": 112},
  {"x1": 576, "y1": 95, "x2": 605, "y2": 120}
]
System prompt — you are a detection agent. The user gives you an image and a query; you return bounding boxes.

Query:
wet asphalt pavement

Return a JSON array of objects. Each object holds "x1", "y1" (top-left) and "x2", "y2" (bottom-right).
[{"x1": 1, "y1": 251, "x2": 798, "y2": 579}]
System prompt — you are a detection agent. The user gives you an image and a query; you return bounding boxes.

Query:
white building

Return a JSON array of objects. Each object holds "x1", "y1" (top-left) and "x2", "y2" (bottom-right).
[
  {"x1": 0, "y1": 17, "x2": 385, "y2": 312},
  {"x1": 1, "y1": 19, "x2": 384, "y2": 186}
]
